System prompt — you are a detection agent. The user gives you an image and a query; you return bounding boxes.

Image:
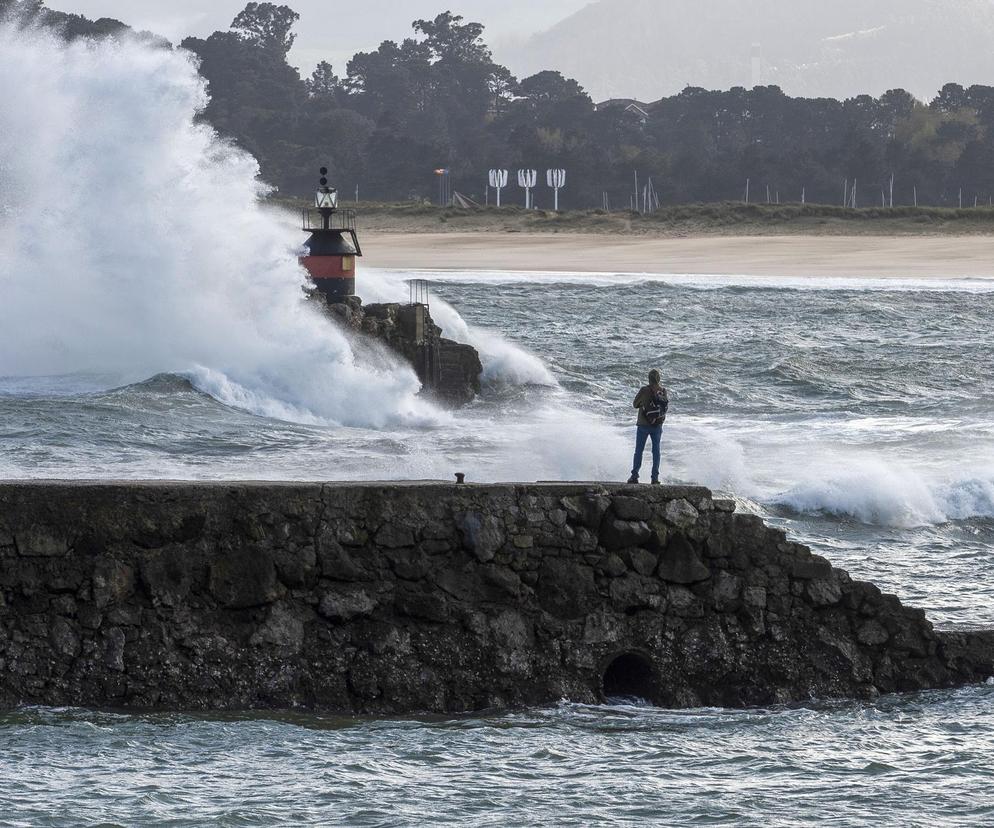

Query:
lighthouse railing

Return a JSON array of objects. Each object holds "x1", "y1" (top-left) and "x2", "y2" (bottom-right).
[
  {"x1": 409, "y1": 278, "x2": 430, "y2": 309},
  {"x1": 302, "y1": 208, "x2": 357, "y2": 232}
]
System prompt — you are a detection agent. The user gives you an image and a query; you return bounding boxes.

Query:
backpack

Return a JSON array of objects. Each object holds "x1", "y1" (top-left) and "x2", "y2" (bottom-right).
[{"x1": 642, "y1": 389, "x2": 668, "y2": 426}]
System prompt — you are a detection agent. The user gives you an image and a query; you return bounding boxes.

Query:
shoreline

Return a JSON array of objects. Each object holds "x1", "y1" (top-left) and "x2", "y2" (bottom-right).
[{"x1": 362, "y1": 231, "x2": 994, "y2": 278}]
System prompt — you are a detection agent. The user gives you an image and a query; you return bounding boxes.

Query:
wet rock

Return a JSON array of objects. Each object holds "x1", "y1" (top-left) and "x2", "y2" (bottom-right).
[
  {"x1": 625, "y1": 548, "x2": 659, "y2": 577},
  {"x1": 743, "y1": 587, "x2": 768, "y2": 609},
  {"x1": 667, "y1": 585, "x2": 704, "y2": 618},
  {"x1": 274, "y1": 545, "x2": 317, "y2": 589},
  {"x1": 375, "y1": 523, "x2": 415, "y2": 550},
  {"x1": 92, "y1": 559, "x2": 134, "y2": 609},
  {"x1": 807, "y1": 577, "x2": 843, "y2": 607},
  {"x1": 857, "y1": 620, "x2": 889, "y2": 646},
  {"x1": 663, "y1": 499, "x2": 699, "y2": 529},
  {"x1": 49, "y1": 617, "x2": 80, "y2": 659},
  {"x1": 609, "y1": 575, "x2": 661, "y2": 611},
  {"x1": 490, "y1": 610, "x2": 531, "y2": 650},
  {"x1": 603, "y1": 553, "x2": 628, "y2": 577},
  {"x1": 792, "y1": 555, "x2": 834, "y2": 580},
  {"x1": 712, "y1": 571, "x2": 742, "y2": 609},
  {"x1": 16, "y1": 526, "x2": 68, "y2": 557},
  {"x1": 600, "y1": 519, "x2": 652, "y2": 550},
  {"x1": 612, "y1": 496, "x2": 652, "y2": 521},
  {"x1": 435, "y1": 339, "x2": 483, "y2": 406},
  {"x1": 537, "y1": 559, "x2": 596, "y2": 619},
  {"x1": 562, "y1": 494, "x2": 610, "y2": 529},
  {"x1": 209, "y1": 549, "x2": 278, "y2": 609},
  {"x1": 890, "y1": 626, "x2": 930, "y2": 658},
  {"x1": 318, "y1": 298, "x2": 483, "y2": 407},
  {"x1": 583, "y1": 611, "x2": 624, "y2": 645},
  {"x1": 102, "y1": 627, "x2": 126, "y2": 672},
  {"x1": 481, "y1": 565, "x2": 522, "y2": 598},
  {"x1": 387, "y1": 548, "x2": 430, "y2": 581},
  {"x1": 395, "y1": 587, "x2": 449, "y2": 622},
  {"x1": 458, "y1": 512, "x2": 505, "y2": 563},
  {"x1": 317, "y1": 538, "x2": 366, "y2": 581},
  {"x1": 250, "y1": 603, "x2": 305, "y2": 652},
  {"x1": 658, "y1": 534, "x2": 710, "y2": 584},
  {"x1": 319, "y1": 587, "x2": 377, "y2": 621},
  {"x1": 140, "y1": 549, "x2": 193, "y2": 607}
]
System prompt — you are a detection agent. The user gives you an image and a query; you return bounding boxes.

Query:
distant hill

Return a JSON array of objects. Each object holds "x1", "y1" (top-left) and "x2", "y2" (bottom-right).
[{"x1": 501, "y1": 0, "x2": 994, "y2": 101}]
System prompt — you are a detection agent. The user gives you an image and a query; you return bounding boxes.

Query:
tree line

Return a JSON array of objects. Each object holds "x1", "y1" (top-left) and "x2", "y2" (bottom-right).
[{"x1": 8, "y1": 0, "x2": 994, "y2": 210}]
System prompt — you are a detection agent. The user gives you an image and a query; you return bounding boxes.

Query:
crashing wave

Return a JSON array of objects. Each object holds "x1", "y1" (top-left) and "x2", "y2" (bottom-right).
[
  {"x1": 772, "y1": 461, "x2": 994, "y2": 527},
  {"x1": 357, "y1": 269, "x2": 558, "y2": 389},
  {"x1": 0, "y1": 24, "x2": 439, "y2": 429}
]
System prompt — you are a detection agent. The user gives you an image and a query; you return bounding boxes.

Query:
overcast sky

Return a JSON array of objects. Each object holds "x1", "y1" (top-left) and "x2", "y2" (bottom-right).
[
  {"x1": 48, "y1": 0, "x2": 994, "y2": 102},
  {"x1": 56, "y1": 0, "x2": 589, "y2": 73}
]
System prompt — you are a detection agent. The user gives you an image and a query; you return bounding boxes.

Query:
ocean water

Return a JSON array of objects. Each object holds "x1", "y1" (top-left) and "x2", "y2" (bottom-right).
[
  {"x1": 2, "y1": 691, "x2": 994, "y2": 827},
  {"x1": 1, "y1": 21, "x2": 994, "y2": 827}
]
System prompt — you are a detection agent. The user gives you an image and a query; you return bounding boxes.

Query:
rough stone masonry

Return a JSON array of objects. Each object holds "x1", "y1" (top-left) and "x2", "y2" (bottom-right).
[{"x1": 0, "y1": 481, "x2": 991, "y2": 713}]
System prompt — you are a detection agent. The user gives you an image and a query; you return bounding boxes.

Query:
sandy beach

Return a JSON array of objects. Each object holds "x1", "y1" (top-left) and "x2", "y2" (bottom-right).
[{"x1": 363, "y1": 232, "x2": 994, "y2": 278}]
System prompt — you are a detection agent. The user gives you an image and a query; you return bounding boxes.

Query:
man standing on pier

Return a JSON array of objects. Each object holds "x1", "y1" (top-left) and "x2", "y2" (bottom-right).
[{"x1": 628, "y1": 369, "x2": 668, "y2": 485}]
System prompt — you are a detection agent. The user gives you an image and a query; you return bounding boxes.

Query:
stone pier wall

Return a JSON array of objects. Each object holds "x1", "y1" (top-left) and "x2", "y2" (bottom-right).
[{"x1": 0, "y1": 482, "x2": 990, "y2": 713}]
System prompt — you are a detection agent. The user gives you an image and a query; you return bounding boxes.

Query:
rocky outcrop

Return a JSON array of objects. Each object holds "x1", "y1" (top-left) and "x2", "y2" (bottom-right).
[
  {"x1": 0, "y1": 481, "x2": 990, "y2": 713},
  {"x1": 315, "y1": 294, "x2": 482, "y2": 406}
]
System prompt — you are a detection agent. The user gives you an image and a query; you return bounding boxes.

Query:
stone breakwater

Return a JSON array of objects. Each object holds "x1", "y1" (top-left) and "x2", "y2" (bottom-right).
[{"x1": 0, "y1": 482, "x2": 991, "y2": 713}]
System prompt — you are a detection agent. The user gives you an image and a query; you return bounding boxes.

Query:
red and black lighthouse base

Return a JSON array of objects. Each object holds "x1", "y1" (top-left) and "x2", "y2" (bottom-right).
[
  {"x1": 300, "y1": 169, "x2": 362, "y2": 303},
  {"x1": 300, "y1": 231, "x2": 358, "y2": 302}
]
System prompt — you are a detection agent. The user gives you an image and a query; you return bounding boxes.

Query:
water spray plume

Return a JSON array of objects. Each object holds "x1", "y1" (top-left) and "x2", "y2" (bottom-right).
[{"x1": 0, "y1": 24, "x2": 438, "y2": 428}]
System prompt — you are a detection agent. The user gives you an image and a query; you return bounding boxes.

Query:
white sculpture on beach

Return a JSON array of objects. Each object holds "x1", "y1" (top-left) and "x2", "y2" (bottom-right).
[
  {"x1": 517, "y1": 169, "x2": 537, "y2": 209},
  {"x1": 488, "y1": 169, "x2": 508, "y2": 207},
  {"x1": 547, "y1": 169, "x2": 566, "y2": 211}
]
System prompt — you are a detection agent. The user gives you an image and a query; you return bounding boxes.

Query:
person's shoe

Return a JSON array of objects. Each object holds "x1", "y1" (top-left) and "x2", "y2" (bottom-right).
[
  {"x1": 627, "y1": 474, "x2": 639, "y2": 484},
  {"x1": 651, "y1": 479, "x2": 661, "y2": 485}
]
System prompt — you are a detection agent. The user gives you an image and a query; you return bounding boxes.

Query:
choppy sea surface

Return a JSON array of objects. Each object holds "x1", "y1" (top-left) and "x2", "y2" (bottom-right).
[
  {"x1": 2, "y1": 270, "x2": 994, "y2": 825},
  {"x1": 2, "y1": 689, "x2": 994, "y2": 827}
]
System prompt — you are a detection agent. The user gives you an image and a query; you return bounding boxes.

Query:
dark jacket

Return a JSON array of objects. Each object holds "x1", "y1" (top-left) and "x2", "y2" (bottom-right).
[{"x1": 634, "y1": 385, "x2": 669, "y2": 427}]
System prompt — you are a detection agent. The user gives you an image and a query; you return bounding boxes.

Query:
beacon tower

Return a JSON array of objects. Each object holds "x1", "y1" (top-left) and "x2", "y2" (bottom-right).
[{"x1": 300, "y1": 167, "x2": 362, "y2": 302}]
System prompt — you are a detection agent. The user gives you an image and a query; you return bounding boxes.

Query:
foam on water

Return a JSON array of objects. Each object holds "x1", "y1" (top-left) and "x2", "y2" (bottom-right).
[{"x1": 407, "y1": 269, "x2": 994, "y2": 293}]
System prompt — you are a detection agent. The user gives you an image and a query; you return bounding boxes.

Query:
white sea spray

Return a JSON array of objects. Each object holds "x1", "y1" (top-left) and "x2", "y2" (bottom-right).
[{"x1": 0, "y1": 24, "x2": 437, "y2": 428}]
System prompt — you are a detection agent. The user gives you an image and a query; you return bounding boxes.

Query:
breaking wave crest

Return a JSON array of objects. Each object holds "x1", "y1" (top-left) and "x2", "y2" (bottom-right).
[{"x1": 772, "y1": 459, "x2": 994, "y2": 527}]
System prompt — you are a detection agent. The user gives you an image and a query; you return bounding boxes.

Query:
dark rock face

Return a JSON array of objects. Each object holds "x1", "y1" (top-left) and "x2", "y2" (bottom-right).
[
  {"x1": 313, "y1": 294, "x2": 482, "y2": 406},
  {"x1": 435, "y1": 338, "x2": 484, "y2": 407},
  {"x1": 0, "y1": 482, "x2": 991, "y2": 714}
]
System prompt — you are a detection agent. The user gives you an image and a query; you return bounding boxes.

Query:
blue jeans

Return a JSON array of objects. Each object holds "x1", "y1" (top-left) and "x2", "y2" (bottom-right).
[{"x1": 631, "y1": 425, "x2": 662, "y2": 482}]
